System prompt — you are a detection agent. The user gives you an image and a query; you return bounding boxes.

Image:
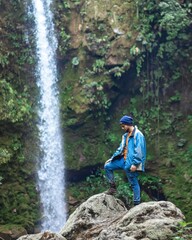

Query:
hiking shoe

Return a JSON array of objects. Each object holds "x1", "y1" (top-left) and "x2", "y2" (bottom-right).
[
  {"x1": 105, "y1": 182, "x2": 117, "y2": 195},
  {"x1": 134, "y1": 202, "x2": 140, "y2": 206},
  {"x1": 105, "y1": 187, "x2": 117, "y2": 195}
]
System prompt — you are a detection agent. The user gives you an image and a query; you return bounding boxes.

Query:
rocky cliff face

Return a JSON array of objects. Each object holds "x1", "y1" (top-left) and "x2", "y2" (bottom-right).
[
  {"x1": 18, "y1": 193, "x2": 185, "y2": 240},
  {"x1": 52, "y1": 0, "x2": 192, "y2": 173},
  {"x1": 60, "y1": 194, "x2": 184, "y2": 240},
  {"x1": 53, "y1": 0, "x2": 141, "y2": 170},
  {"x1": 53, "y1": 0, "x2": 192, "y2": 222}
]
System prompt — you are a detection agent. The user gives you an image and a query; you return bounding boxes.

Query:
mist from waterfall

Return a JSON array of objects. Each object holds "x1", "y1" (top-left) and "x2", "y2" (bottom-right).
[{"x1": 31, "y1": 0, "x2": 67, "y2": 232}]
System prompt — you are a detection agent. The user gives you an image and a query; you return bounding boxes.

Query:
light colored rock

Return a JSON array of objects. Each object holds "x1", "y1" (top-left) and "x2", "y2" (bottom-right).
[
  {"x1": 60, "y1": 193, "x2": 127, "y2": 239},
  {"x1": 60, "y1": 194, "x2": 184, "y2": 240},
  {"x1": 17, "y1": 231, "x2": 66, "y2": 240},
  {"x1": 17, "y1": 196, "x2": 184, "y2": 240},
  {"x1": 100, "y1": 201, "x2": 184, "y2": 240}
]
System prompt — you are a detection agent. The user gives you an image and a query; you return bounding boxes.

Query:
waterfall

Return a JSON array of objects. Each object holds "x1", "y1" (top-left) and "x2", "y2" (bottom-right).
[{"x1": 31, "y1": 0, "x2": 67, "y2": 232}]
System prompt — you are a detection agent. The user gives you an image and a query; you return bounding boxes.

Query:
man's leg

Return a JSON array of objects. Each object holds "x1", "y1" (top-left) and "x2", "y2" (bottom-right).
[
  {"x1": 104, "y1": 157, "x2": 125, "y2": 194},
  {"x1": 126, "y1": 171, "x2": 140, "y2": 205}
]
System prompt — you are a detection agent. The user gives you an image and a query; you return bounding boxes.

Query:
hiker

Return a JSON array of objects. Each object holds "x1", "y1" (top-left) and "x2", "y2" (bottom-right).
[{"x1": 104, "y1": 115, "x2": 146, "y2": 206}]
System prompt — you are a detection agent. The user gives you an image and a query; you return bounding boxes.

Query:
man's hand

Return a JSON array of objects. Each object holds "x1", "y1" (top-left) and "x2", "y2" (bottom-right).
[
  {"x1": 105, "y1": 158, "x2": 112, "y2": 165},
  {"x1": 130, "y1": 165, "x2": 137, "y2": 172}
]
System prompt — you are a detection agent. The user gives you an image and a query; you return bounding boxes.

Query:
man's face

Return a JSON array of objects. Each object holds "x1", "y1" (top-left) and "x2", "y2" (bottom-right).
[{"x1": 120, "y1": 124, "x2": 130, "y2": 132}]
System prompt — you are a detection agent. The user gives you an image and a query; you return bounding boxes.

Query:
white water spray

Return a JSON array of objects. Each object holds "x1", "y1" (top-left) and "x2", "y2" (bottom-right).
[{"x1": 31, "y1": 0, "x2": 67, "y2": 232}]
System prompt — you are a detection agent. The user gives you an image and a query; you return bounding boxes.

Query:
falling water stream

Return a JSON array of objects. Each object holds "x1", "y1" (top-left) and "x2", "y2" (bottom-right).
[{"x1": 31, "y1": 0, "x2": 67, "y2": 232}]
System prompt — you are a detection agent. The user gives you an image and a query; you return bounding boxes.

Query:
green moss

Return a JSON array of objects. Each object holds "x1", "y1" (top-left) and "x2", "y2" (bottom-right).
[
  {"x1": 0, "y1": 224, "x2": 27, "y2": 238},
  {"x1": 59, "y1": 59, "x2": 114, "y2": 121},
  {"x1": 0, "y1": 147, "x2": 11, "y2": 164},
  {"x1": 0, "y1": 80, "x2": 32, "y2": 124},
  {"x1": 0, "y1": 224, "x2": 24, "y2": 231},
  {"x1": 0, "y1": 181, "x2": 40, "y2": 228},
  {"x1": 64, "y1": 118, "x2": 110, "y2": 169},
  {"x1": 155, "y1": 120, "x2": 192, "y2": 221},
  {"x1": 59, "y1": 62, "x2": 89, "y2": 117},
  {"x1": 0, "y1": 129, "x2": 40, "y2": 229},
  {"x1": 161, "y1": 166, "x2": 192, "y2": 221}
]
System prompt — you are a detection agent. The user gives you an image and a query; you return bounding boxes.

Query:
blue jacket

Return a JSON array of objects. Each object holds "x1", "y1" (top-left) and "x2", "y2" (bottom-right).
[{"x1": 111, "y1": 126, "x2": 146, "y2": 171}]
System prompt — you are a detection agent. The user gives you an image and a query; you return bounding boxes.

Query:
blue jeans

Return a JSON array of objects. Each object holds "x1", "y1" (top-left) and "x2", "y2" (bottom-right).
[{"x1": 104, "y1": 157, "x2": 140, "y2": 204}]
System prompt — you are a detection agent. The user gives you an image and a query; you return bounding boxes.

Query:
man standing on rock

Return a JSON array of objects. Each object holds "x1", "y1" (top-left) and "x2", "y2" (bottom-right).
[{"x1": 104, "y1": 115, "x2": 146, "y2": 206}]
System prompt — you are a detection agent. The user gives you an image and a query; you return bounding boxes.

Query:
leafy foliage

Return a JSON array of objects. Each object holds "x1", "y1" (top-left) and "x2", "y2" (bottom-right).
[
  {"x1": 92, "y1": 59, "x2": 105, "y2": 73},
  {"x1": 68, "y1": 171, "x2": 108, "y2": 200},
  {"x1": 72, "y1": 56, "x2": 80, "y2": 66},
  {"x1": 129, "y1": 0, "x2": 191, "y2": 101},
  {"x1": 0, "y1": 79, "x2": 32, "y2": 123},
  {"x1": 173, "y1": 221, "x2": 192, "y2": 240},
  {"x1": 83, "y1": 80, "x2": 111, "y2": 116},
  {"x1": 0, "y1": 181, "x2": 40, "y2": 230},
  {"x1": 68, "y1": 170, "x2": 163, "y2": 208},
  {"x1": 158, "y1": 1, "x2": 190, "y2": 40},
  {"x1": 0, "y1": 147, "x2": 11, "y2": 164},
  {"x1": 126, "y1": 0, "x2": 192, "y2": 157},
  {"x1": 0, "y1": 0, "x2": 39, "y2": 228}
]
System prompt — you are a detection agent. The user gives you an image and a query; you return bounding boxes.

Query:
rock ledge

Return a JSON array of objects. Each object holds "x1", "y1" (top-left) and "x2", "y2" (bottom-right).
[{"x1": 18, "y1": 193, "x2": 184, "y2": 240}]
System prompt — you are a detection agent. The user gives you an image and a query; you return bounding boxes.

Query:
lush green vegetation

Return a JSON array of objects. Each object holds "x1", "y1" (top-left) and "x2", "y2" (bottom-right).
[
  {"x1": 173, "y1": 221, "x2": 192, "y2": 240},
  {"x1": 134, "y1": 0, "x2": 192, "y2": 106},
  {"x1": 68, "y1": 169, "x2": 162, "y2": 210},
  {"x1": 0, "y1": 80, "x2": 32, "y2": 124},
  {"x1": 52, "y1": 0, "x2": 192, "y2": 224},
  {"x1": 127, "y1": 0, "x2": 192, "y2": 221},
  {"x1": 0, "y1": 0, "x2": 39, "y2": 232}
]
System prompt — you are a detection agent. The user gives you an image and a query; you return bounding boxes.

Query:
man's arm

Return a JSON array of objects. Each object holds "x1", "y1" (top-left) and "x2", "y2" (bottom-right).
[
  {"x1": 105, "y1": 134, "x2": 126, "y2": 165},
  {"x1": 131, "y1": 132, "x2": 146, "y2": 171},
  {"x1": 111, "y1": 135, "x2": 126, "y2": 160}
]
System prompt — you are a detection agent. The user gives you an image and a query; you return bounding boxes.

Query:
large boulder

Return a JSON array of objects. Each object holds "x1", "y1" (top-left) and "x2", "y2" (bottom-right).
[
  {"x1": 97, "y1": 201, "x2": 184, "y2": 240},
  {"x1": 60, "y1": 193, "x2": 127, "y2": 239},
  {"x1": 60, "y1": 193, "x2": 184, "y2": 240}
]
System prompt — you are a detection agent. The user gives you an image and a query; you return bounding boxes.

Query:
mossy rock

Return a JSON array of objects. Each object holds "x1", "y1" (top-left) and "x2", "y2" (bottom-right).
[
  {"x1": 0, "y1": 181, "x2": 39, "y2": 228},
  {"x1": 64, "y1": 120, "x2": 110, "y2": 170},
  {"x1": 0, "y1": 224, "x2": 27, "y2": 240},
  {"x1": 59, "y1": 60, "x2": 117, "y2": 127}
]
